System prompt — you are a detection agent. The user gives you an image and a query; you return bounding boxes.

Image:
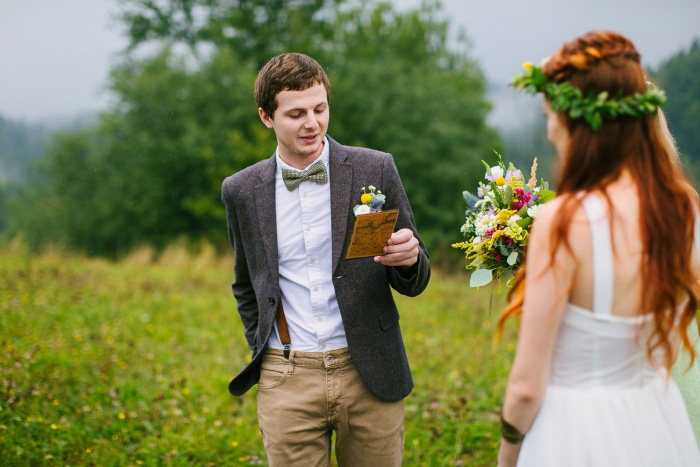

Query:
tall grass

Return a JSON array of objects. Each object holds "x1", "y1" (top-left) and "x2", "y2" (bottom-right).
[{"x1": 0, "y1": 244, "x2": 516, "y2": 466}]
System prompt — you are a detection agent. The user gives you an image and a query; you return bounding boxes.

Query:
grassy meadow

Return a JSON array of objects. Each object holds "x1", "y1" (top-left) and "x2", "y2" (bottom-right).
[{"x1": 0, "y1": 242, "x2": 517, "y2": 466}]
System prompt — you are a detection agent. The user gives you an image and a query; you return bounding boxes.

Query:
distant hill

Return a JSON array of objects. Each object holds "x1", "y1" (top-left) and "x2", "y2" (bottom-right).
[
  {"x1": 0, "y1": 116, "x2": 51, "y2": 183},
  {"x1": 0, "y1": 113, "x2": 98, "y2": 183}
]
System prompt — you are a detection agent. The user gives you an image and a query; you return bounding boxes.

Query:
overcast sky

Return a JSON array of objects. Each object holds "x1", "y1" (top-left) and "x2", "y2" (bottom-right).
[{"x1": 1, "y1": 0, "x2": 698, "y2": 123}]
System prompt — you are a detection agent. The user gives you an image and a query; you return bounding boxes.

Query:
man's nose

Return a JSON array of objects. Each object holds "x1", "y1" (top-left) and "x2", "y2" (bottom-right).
[{"x1": 303, "y1": 113, "x2": 319, "y2": 129}]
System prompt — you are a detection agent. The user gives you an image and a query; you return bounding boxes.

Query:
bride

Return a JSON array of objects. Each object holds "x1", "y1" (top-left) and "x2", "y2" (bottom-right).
[{"x1": 497, "y1": 31, "x2": 700, "y2": 466}]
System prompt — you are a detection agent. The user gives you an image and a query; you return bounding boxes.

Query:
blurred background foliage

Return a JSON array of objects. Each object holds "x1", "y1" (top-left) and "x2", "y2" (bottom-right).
[
  {"x1": 1, "y1": 0, "x2": 499, "y2": 265},
  {"x1": 0, "y1": 0, "x2": 698, "y2": 266}
]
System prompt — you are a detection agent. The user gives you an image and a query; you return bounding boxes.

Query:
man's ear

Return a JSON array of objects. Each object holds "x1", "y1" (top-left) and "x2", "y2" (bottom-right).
[{"x1": 259, "y1": 108, "x2": 274, "y2": 129}]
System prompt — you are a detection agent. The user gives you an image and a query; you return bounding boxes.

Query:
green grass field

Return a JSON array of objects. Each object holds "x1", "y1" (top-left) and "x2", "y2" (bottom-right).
[{"x1": 0, "y1": 244, "x2": 516, "y2": 466}]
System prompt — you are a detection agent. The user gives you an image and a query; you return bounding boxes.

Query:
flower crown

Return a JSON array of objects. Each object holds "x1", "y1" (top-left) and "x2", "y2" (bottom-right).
[{"x1": 511, "y1": 62, "x2": 666, "y2": 131}]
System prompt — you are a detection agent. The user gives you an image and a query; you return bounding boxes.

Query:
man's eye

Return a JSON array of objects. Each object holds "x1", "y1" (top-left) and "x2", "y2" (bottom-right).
[{"x1": 290, "y1": 114, "x2": 302, "y2": 119}]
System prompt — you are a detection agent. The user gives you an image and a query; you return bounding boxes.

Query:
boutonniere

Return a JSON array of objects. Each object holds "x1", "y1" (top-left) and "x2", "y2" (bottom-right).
[{"x1": 353, "y1": 185, "x2": 386, "y2": 216}]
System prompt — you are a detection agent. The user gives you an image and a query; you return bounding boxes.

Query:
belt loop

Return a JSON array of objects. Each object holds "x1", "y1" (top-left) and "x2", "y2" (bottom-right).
[{"x1": 287, "y1": 350, "x2": 295, "y2": 375}]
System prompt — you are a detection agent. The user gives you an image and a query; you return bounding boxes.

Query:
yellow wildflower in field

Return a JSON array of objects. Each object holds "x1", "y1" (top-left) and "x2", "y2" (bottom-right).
[
  {"x1": 118, "y1": 413, "x2": 126, "y2": 420},
  {"x1": 231, "y1": 441, "x2": 239, "y2": 447},
  {"x1": 50, "y1": 424, "x2": 57, "y2": 429},
  {"x1": 182, "y1": 388, "x2": 190, "y2": 395}
]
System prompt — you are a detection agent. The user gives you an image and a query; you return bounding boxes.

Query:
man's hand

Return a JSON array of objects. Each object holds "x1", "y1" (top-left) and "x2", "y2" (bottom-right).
[{"x1": 374, "y1": 228, "x2": 419, "y2": 268}]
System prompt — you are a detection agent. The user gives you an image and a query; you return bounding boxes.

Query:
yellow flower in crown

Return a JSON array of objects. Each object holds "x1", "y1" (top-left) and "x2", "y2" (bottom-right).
[
  {"x1": 522, "y1": 62, "x2": 534, "y2": 70},
  {"x1": 495, "y1": 176, "x2": 506, "y2": 186},
  {"x1": 361, "y1": 193, "x2": 372, "y2": 204}
]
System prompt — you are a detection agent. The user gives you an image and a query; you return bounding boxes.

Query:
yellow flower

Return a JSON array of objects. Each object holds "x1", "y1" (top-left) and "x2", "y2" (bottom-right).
[
  {"x1": 361, "y1": 193, "x2": 372, "y2": 204},
  {"x1": 495, "y1": 176, "x2": 506, "y2": 186},
  {"x1": 86, "y1": 448, "x2": 92, "y2": 453},
  {"x1": 495, "y1": 209, "x2": 516, "y2": 225},
  {"x1": 182, "y1": 388, "x2": 190, "y2": 395},
  {"x1": 231, "y1": 441, "x2": 239, "y2": 447},
  {"x1": 50, "y1": 424, "x2": 58, "y2": 429},
  {"x1": 523, "y1": 61, "x2": 534, "y2": 70},
  {"x1": 118, "y1": 413, "x2": 126, "y2": 420}
]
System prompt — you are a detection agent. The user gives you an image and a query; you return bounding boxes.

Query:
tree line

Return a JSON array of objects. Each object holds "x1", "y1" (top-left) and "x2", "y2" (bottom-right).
[{"x1": 1, "y1": 0, "x2": 698, "y2": 266}]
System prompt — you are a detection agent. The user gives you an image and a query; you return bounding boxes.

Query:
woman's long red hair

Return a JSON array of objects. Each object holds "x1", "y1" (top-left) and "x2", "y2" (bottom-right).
[{"x1": 497, "y1": 31, "x2": 698, "y2": 372}]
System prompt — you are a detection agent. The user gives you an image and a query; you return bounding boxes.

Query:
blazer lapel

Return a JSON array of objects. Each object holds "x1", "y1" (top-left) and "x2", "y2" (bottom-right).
[
  {"x1": 255, "y1": 155, "x2": 279, "y2": 280},
  {"x1": 329, "y1": 137, "x2": 353, "y2": 273}
]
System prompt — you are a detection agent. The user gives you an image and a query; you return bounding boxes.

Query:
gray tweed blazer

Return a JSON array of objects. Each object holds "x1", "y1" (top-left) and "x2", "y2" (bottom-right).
[{"x1": 221, "y1": 136, "x2": 431, "y2": 401}]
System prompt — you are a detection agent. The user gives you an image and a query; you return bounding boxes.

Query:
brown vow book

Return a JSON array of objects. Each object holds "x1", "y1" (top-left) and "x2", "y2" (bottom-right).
[{"x1": 345, "y1": 210, "x2": 399, "y2": 259}]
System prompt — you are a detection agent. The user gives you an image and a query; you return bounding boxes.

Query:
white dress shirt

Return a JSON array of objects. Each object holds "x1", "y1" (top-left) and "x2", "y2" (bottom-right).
[{"x1": 267, "y1": 137, "x2": 348, "y2": 352}]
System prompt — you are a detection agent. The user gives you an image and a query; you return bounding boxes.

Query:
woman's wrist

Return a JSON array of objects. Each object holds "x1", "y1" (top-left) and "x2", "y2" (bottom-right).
[{"x1": 500, "y1": 414, "x2": 526, "y2": 444}]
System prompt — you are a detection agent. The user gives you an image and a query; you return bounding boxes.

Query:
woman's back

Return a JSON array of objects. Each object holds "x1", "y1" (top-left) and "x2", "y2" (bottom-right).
[
  {"x1": 516, "y1": 189, "x2": 700, "y2": 466},
  {"x1": 567, "y1": 172, "x2": 647, "y2": 320},
  {"x1": 550, "y1": 186, "x2": 672, "y2": 389}
]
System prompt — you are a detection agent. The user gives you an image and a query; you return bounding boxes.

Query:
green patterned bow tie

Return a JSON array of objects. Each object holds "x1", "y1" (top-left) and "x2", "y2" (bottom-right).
[{"x1": 281, "y1": 160, "x2": 328, "y2": 191}]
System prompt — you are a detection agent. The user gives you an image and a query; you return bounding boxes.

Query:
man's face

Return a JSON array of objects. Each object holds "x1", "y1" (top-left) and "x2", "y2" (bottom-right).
[{"x1": 259, "y1": 82, "x2": 329, "y2": 169}]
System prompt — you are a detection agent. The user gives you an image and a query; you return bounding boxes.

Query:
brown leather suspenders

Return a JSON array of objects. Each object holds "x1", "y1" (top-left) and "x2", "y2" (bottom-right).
[{"x1": 275, "y1": 301, "x2": 291, "y2": 358}]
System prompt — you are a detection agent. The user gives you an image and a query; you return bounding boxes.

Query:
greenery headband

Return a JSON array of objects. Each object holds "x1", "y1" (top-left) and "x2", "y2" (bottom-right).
[{"x1": 511, "y1": 62, "x2": 666, "y2": 130}]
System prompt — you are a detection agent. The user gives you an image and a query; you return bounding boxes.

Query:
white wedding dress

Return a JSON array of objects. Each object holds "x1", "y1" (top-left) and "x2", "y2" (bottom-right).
[{"x1": 516, "y1": 195, "x2": 700, "y2": 466}]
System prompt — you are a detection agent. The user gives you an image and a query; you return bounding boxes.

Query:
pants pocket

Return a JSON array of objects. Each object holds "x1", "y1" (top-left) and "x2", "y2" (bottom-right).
[{"x1": 257, "y1": 358, "x2": 290, "y2": 390}]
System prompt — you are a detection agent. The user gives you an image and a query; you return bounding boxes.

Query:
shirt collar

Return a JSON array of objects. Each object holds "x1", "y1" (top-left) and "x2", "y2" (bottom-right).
[{"x1": 276, "y1": 136, "x2": 330, "y2": 175}]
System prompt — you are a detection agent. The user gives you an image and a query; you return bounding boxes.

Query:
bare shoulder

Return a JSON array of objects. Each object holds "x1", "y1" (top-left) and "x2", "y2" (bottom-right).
[{"x1": 530, "y1": 193, "x2": 590, "y2": 254}]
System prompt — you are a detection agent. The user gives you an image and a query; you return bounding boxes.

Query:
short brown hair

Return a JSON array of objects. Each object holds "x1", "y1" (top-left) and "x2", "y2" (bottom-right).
[{"x1": 254, "y1": 53, "x2": 331, "y2": 118}]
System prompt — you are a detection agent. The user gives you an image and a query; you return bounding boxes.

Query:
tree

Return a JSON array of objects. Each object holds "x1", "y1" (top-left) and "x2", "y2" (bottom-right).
[
  {"x1": 9, "y1": 0, "x2": 500, "y2": 262},
  {"x1": 654, "y1": 39, "x2": 700, "y2": 178},
  {"x1": 325, "y1": 4, "x2": 500, "y2": 259},
  {"x1": 120, "y1": 0, "x2": 340, "y2": 67}
]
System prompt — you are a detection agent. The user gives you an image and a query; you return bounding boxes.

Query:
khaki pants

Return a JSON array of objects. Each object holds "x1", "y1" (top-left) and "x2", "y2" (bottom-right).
[{"x1": 257, "y1": 347, "x2": 405, "y2": 467}]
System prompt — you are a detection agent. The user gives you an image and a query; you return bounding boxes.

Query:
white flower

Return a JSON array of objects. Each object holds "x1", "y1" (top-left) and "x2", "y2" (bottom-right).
[
  {"x1": 507, "y1": 214, "x2": 521, "y2": 227},
  {"x1": 354, "y1": 205, "x2": 371, "y2": 216},
  {"x1": 489, "y1": 166, "x2": 504, "y2": 179},
  {"x1": 368, "y1": 185, "x2": 376, "y2": 191},
  {"x1": 527, "y1": 204, "x2": 541, "y2": 218}
]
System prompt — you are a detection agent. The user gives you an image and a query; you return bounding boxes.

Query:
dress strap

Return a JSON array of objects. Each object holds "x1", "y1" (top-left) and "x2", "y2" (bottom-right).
[{"x1": 581, "y1": 194, "x2": 614, "y2": 316}]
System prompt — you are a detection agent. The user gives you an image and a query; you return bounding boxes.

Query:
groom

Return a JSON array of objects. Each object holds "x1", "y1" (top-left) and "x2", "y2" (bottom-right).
[{"x1": 221, "y1": 53, "x2": 430, "y2": 466}]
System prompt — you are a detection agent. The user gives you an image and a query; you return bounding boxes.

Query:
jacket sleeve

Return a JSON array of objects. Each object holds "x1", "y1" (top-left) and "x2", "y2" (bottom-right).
[
  {"x1": 222, "y1": 180, "x2": 258, "y2": 350},
  {"x1": 381, "y1": 153, "x2": 431, "y2": 297}
]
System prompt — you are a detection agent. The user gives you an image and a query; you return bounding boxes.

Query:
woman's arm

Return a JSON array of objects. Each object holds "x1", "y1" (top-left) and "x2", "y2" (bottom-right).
[{"x1": 498, "y1": 199, "x2": 578, "y2": 466}]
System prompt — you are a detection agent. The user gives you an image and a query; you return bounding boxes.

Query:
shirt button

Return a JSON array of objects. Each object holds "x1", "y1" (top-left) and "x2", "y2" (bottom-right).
[
  {"x1": 302, "y1": 193, "x2": 309, "y2": 198},
  {"x1": 309, "y1": 258, "x2": 316, "y2": 264},
  {"x1": 304, "y1": 225, "x2": 311, "y2": 232},
  {"x1": 321, "y1": 344, "x2": 326, "y2": 349},
  {"x1": 313, "y1": 286, "x2": 319, "y2": 292},
  {"x1": 316, "y1": 317, "x2": 323, "y2": 322}
]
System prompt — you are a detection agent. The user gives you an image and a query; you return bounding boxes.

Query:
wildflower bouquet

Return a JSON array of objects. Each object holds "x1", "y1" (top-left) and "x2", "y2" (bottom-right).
[{"x1": 453, "y1": 152, "x2": 556, "y2": 288}]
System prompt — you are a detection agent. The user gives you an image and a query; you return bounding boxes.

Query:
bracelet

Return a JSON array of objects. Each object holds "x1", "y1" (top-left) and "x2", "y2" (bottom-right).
[{"x1": 500, "y1": 414, "x2": 525, "y2": 444}]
